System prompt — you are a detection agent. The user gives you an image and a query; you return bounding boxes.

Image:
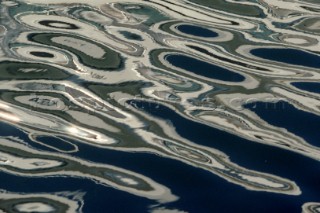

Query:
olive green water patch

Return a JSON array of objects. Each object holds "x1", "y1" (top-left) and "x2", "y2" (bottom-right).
[
  {"x1": 119, "y1": 31, "x2": 144, "y2": 41},
  {"x1": 28, "y1": 33, "x2": 122, "y2": 70},
  {"x1": 186, "y1": 0, "x2": 265, "y2": 17},
  {"x1": 294, "y1": 17, "x2": 320, "y2": 34},
  {"x1": 0, "y1": 61, "x2": 71, "y2": 80}
]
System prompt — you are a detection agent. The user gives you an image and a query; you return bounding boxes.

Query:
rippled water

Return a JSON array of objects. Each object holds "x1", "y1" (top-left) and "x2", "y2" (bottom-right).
[{"x1": 0, "y1": 0, "x2": 320, "y2": 212}]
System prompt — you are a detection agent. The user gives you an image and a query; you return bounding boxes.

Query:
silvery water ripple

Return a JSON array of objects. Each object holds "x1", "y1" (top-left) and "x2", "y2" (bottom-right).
[{"x1": 0, "y1": 0, "x2": 319, "y2": 212}]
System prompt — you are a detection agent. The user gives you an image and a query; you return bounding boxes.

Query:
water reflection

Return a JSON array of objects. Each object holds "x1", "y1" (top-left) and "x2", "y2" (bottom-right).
[{"x1": 0, "y1": 0, "x2": 320, "y2": 212}]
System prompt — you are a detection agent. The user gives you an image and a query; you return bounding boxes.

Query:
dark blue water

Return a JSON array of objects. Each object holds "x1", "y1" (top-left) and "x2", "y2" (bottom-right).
[
  {"x1": 166, "y1": 54, "x2": 245, "y2": 82},
  {"x1": 126, "y1": 101, "x2": 320, "y2": 212},
  {"x1": 245, "y1": 101, "x2": 320, "y2": 147},
  {"x1": 2, "y1": 119, "x2": 320, "y2": 213},
  {"x1": 36, "y1": 136, "x2": 76, "y2": 152},
  {"x1": 251, "y1": 48, "x2": 320, "y2": 69},
  {"x1": 177, "y1": 25, "x2": 218, "y2": 38},
  {"x1": 0, "y1": 172, "x2": 153, "y2": 212},
  {"x1": 292, "y1": 82, "x2": 320, "y2": 94}
]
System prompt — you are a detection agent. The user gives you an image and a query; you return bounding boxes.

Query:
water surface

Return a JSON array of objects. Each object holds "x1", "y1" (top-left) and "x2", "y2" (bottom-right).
[{"x1": 0, "y1": 0, "x2": 319, "y2": 212}]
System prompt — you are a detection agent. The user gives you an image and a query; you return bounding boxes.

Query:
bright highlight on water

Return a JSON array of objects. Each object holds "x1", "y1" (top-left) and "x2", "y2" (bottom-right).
[{"x1": 0, "y1": 0, "x2": 319, "y2": 212}]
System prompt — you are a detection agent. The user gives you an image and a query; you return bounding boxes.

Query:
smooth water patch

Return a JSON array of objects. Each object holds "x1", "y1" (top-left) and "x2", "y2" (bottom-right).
[
  {"x1": 250, "y1": 48, "x2": 320, "y2": 69},
  {"x1": 165, "y1": 54, "x2": 245, "y2": 82},
  {"x1": 292, "y1": 82, "x2": 320, "y2": 94},
  {"x1": 245, "y1": 101, "x2": 320, "y2": 147},
  {"x1": 177, "y1": 25, "x2": 218, "y2": 38},
  {"x1": 29, "y1": 51, "x2": 54, "y2": 58},
  {"x1": 35, "y1": 136, "x2": 77, "y2": 152}
]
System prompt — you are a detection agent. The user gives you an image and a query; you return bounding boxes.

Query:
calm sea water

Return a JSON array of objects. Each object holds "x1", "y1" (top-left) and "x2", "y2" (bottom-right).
[{"x1": 0, "y1": 0, "x2": 320, "y2": 212}]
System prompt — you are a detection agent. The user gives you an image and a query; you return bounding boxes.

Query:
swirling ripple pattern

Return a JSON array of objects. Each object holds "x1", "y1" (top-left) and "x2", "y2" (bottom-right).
[{"x1": 0, "y1": 0, "x2": 319, "y2": 212}]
